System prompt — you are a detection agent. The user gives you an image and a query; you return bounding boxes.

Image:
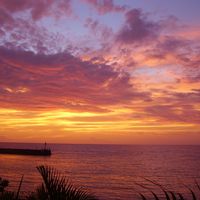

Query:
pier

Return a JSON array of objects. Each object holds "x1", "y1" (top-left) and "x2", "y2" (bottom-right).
[{"x1": 0, "y1": 148, "x2": 51, "y2": 156}]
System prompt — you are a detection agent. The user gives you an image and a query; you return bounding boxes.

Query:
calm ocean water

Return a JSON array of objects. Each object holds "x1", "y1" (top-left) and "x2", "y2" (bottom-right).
[{"x1": 0, "y1": 143, "x2": 200, "y2": 200}]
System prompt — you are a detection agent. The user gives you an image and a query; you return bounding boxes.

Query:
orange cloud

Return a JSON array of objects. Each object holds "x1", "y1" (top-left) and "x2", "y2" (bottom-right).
[{"x1": 0, "y1": 2, "x2": 200, "y2": 144}]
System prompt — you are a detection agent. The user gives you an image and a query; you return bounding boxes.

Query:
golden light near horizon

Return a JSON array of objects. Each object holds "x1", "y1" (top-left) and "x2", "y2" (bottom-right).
[{"x1": 0, "y1": 106, "x2": 199, "y2": 144}]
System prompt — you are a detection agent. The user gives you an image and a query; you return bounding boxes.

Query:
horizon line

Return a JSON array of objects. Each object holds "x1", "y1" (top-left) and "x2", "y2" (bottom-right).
[{"x1": 0, "y1": 141, "x2": 200, "y2": 146}]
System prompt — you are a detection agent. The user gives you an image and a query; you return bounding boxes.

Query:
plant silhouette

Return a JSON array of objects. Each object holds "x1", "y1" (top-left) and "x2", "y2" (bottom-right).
[{"x1": 0, "y1": 165, "x2": 98, "y2": 200}]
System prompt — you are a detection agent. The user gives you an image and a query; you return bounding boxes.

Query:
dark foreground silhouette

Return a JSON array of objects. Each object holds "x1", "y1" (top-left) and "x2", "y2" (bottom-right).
[
  {"x1": 0, "y1": 165, "x2": 97, "y2": 200},
  {"x1": 0, "y1": 165, "x2": 200, "y2": 200},
  {"x1": 0, "y1": 148, "x2": 51, "y2": 156}
]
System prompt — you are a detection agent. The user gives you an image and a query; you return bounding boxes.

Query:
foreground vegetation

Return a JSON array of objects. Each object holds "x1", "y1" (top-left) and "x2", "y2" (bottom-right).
[
  {"x1": 0, "y1": 166, "x2": 200, "y2": 200},
  {"x1": 0, "y1": 165, "x2": 98, "y2": 200}
]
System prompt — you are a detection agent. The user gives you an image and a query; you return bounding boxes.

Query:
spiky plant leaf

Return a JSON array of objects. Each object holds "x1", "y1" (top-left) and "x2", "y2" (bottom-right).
[
  {"x1": 16, "y1": 175, "x2": 24, "y2": 200},
  {"x1": 169, "y1": 191, "x2": 177, "y2": 200},
  {"x1": 163, "y1": 190, "x2": 170, "y2": 200},
  {"x1": 177, "y1": 193, "x2": 185, "y2": 200},
  {"x1": 143, "y1": 178, "x2": 171, "y2": 200},
  {"x1": 151, "y1": 191, "x2": 159, "y2": 200},
  {"x1": 138, "y1": 193, "x2": 147, "y2": 200},
  {"x1": 195, "y1": 180, "x2": 200, "y2": 191},
  {"x1": 37, "y1": 165, "x2": 98, "y2": 200},
  {"x1": 26, "y1": 184, "x2": 48, "y2": 200},
  {"x1": 188, "y1": 188, "x2": 196, "y2": 200}
]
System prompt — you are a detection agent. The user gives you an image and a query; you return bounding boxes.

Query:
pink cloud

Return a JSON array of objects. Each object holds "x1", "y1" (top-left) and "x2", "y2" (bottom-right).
[
  {"x1": 0, "y1": 47, "x2": 150, "y2": 111},
  {"x1": 145, "y1": 103, "x2": 200, "y2": 124},
  {"x1": 143, "y1": 35, "x2": 200, "y2": 83},
  {"x1": 0, "y1": 0, "x2": 71, "y2": 21},
  {"x1": 83, "y1": 0, "x2": 126, "y2": 14}
]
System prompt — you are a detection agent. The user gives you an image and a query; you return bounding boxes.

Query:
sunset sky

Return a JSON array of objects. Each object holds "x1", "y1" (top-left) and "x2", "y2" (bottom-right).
[{"x1": 0, "y1": 0, "x2": 200, "y2": 144}]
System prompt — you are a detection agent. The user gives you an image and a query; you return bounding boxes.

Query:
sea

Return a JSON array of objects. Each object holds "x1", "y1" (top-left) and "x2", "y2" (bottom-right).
[{"x1": 0, "y1": 143, "x2": 200, "y2": 200}]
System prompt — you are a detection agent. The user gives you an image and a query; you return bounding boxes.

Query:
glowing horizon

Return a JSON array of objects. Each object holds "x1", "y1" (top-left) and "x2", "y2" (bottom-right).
[{"x1": 0, "y1": 0, "x2": 199, "y2": 144}]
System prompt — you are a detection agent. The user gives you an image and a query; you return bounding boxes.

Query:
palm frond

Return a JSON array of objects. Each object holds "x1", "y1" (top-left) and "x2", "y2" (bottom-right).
[
  {"x1": 177, "y1": 193, "x2": 185, "y2": 200},
  {"x1": 143, "y1": 178, "x2": 171, "y2": 200},
  {"x1": 151, "y1": 191, "x2": 159, "y2": 200},
  {"x1": 169, "y1": 191, "x2": 177, "y2": 200},
  {"x1": 188, "y1": 188, "x2": 197, "y2": 200},
  {"x1": 138, "y1": 192, "x2": 147, "y2": 200},
  {"x1": 195, "y1": 180, "x2": 200, "y2": 191},
  {"x1": 37, "y1": 165, "x2": 98, "y2": 200}
]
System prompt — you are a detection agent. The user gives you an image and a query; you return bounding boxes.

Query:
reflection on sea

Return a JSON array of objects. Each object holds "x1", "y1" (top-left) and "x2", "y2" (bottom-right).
[{"x1": 0, "y1": 143, "x2": 200, "y2": 200}]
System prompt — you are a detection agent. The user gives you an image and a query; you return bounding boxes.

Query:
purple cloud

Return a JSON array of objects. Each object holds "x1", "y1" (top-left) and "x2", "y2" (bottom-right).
[
  {"x1": 0, "y1": 7, "x2": 14, "y2": 25},
  {"x1": 116, "y1": 9, "x2": 160, "y2": 44},
  {"x1": 146, "y1": 103, "x2": 200, "y2": 124},
  {"x1": 85, "y1": 17, "x2": 113, "y2": 41},
  {"x1": 83, "y1": 0, "x2": 126, "y2": 14},
  {"x1": 0, "y1": 0, "x2": 71, "y2": 20},
  {"x1": 0, "y1": 47, "x2": 149, "y2": 111}
]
